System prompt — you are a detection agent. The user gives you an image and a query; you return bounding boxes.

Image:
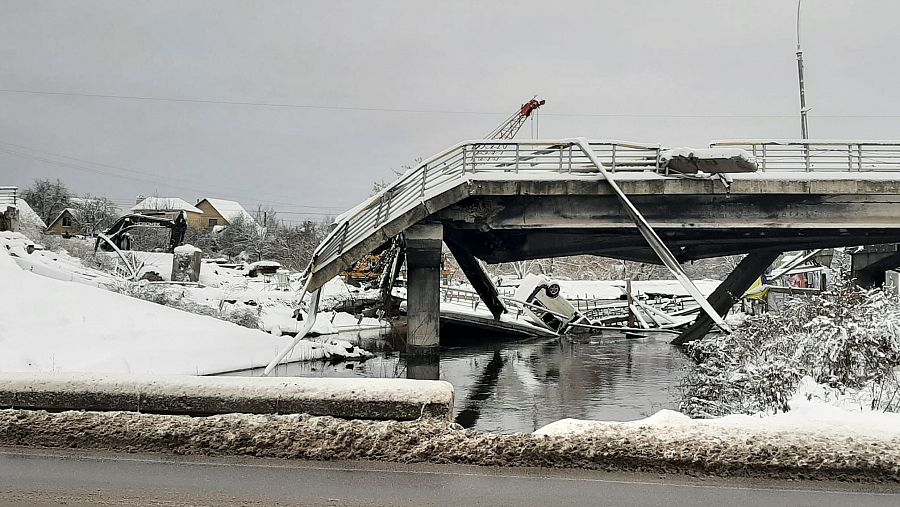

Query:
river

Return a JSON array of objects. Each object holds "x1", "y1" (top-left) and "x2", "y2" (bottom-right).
[{"x1": 224, "y1": 331, "x2": 693, "y2": 434}]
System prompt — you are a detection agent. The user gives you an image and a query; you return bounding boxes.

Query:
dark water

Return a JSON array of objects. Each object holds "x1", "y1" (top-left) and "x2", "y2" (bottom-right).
[{"x1": 224, "y1": 332, "x2": 693, "y2": 434}]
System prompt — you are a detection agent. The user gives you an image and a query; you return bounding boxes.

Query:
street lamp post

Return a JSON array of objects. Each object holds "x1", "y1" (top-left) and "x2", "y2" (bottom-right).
[{"x1": 796, "y1": 0, "x2": 810, "y2": 139}]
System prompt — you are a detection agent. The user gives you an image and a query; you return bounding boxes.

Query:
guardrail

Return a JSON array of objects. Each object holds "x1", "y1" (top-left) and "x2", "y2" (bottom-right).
[
  {"x1": 0, "y1": 186, "x2": 17, "y2": 207},
  {"x1": 308, "y1": 139, "x2": 662, "y2": 286},
  {"x1": 710, "y1": 140, "x2": 900, "y2": 172}
]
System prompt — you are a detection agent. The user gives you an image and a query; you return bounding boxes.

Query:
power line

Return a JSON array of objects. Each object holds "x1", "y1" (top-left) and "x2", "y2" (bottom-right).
[
  {"x1": 0, "y1": 88, "x2": 502, "y2": 116},
  {"x1": 0, "y1": 140, "x2": 354, "y2": 210},
  {"x1": 5, "y1": 87, "x2": 900, "y2": 118}
]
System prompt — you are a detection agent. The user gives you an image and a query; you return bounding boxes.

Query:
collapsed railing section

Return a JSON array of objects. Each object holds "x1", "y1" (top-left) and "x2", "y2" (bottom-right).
[
  {"x1": 711, "y1": 139, "x2": 900, "y2": 172},
  {"x1": 309, "y1": 139, "x2": 663, "y2": 287}
]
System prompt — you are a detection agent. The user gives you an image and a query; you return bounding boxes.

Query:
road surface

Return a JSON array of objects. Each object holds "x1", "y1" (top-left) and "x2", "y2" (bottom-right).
[{"x1": 0, "y1": 447, "x2": 897, "y2": 506}]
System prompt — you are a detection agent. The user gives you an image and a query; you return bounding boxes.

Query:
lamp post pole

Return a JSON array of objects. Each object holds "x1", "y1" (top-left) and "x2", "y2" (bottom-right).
[{"x1": 796, "y1": 0, "x2": 809, "y2": 139}]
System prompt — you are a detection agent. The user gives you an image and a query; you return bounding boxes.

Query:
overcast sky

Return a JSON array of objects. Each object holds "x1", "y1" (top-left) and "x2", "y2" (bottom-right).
[{"x1": 2, "y1": 0, "x2": 899, "y2": 221}]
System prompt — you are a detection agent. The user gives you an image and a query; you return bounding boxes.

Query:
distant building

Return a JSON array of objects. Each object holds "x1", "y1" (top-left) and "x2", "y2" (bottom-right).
[
  {"x1": 194, "y1": 198, "x2": 257, "y2": 229},
  {"x1": 131, "y1": 196, "x2": 204, "y2": 228},
  {"x1": 46, "y1": 208, "x2": 80, "y2": 236}
]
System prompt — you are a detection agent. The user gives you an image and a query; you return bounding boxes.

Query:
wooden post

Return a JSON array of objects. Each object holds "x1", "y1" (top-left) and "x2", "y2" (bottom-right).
[
  {"x1": 626, "y1": 277, "x2": 635, "y2": 328},
  {"x1": 672, "y1": 250, "x2": 780, "y2": 346}
]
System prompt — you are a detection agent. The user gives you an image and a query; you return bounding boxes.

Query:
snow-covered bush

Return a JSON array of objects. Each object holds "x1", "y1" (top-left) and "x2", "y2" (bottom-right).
[
  {"x1": 680, "y1": 279, "x2": 900, "y2": 417},
  {"x1": 110, "y1": 284, "x2": 261, "y2": 330}
]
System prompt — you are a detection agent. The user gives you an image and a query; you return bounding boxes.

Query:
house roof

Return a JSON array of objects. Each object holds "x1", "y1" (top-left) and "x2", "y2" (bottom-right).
[
  {"x1": 46, "y1": 208, "x2": 77, "y2": 229},
  {"x1": 198, "y1": 198, "x2": 256, "y2": 225},
  {"x1": 16, "y1": 199, "x2": 48, "y2": 230},
  {"x1": 131, "y1": 197, "x2": 202, "y2": 214}
]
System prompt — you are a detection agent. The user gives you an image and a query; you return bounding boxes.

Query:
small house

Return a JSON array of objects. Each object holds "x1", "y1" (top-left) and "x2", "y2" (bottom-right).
[
  {"x1": 131, "y1": 197, "x2": 204, "y2": 228},
  {"x1": 195, "y1": 198, "x2": 257, "y2": 229},
  {"x1": 46, "y1": 208, "x2": 80, "y2": 236}
]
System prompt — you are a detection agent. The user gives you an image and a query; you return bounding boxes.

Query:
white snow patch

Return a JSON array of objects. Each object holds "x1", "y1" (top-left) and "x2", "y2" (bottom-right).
[
  {"x1": 535, "y1": 376, "x2": 900, "y2": 441},
  {"x1": 0, "y1": 243, "x2": 372, "y2": 375}
]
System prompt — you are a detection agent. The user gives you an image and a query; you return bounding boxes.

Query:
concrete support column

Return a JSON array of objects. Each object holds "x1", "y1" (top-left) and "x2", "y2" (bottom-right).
[
  {"x1": 405, "y1": 223, "x2": 443, "y2": 362},
  {"x1": 171, "y1": 245, "x2": 202, "y2": 282}
]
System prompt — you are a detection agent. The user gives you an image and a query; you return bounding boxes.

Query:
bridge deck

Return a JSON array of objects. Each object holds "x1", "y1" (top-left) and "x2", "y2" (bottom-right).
[{"x1": 303, "y1": 139, "x2": 900, "y2": 291}]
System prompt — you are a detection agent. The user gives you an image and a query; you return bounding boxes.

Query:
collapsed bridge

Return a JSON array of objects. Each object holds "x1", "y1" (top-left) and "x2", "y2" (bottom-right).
[{"x1": 267, "y1": 138, "x2": 900, "y2": 372}]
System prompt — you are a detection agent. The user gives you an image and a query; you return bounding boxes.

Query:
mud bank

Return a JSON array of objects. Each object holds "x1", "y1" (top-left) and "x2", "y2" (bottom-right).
[{"x1": 1, "y1": 409, "x2": 897, "y2": 482}]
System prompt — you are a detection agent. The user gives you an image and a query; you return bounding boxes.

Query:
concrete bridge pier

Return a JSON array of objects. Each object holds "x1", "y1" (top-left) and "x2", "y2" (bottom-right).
[{"x1": 404, "y1": 223, "x2": 442, "y2": 379}]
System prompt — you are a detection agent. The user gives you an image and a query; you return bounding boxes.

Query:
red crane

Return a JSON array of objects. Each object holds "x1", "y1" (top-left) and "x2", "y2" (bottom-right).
[{"x1": 484, "y1": 97, "x2": 546, "y2": 139}]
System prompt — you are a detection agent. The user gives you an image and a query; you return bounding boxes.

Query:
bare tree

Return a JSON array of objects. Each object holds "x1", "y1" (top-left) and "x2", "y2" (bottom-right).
[
  {"x1": 71, "y1": 195, "x2": 119, "y2": 235},
  {"x1": 20, "y1": 178, "x2": 71, "y2": 225}
]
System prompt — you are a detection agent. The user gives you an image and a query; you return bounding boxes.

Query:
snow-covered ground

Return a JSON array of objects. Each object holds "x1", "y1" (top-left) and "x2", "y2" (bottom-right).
[
  {"x1": 0, "y1": 232, "x2": 373, "y2": 375},
  {"x1": 535, "y1": 376, "x2": 900, "y2": 441}
]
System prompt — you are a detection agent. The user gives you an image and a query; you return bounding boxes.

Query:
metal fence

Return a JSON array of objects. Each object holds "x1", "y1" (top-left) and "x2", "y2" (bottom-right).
[
  {"x1": 711, "y1": 140, "x2": 900, "y2": 172},
  {"x1": 311, "y1": 139, "x2": 662, "y2": 282},
  {"x1": 0, "y1": 186, "x2": 16, "y2": 207}
]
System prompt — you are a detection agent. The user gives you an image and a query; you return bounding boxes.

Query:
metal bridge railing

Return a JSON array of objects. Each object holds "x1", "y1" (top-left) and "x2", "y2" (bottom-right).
[
  {"x1": 711, "y1": 140, "x2": 900, "y2": 172},
  {"x1": 310, "y1": 139, "x2": 664, "y2": 280},
  {"x1": 0, "y1": 186, "x2": 17, "y2": 207}
]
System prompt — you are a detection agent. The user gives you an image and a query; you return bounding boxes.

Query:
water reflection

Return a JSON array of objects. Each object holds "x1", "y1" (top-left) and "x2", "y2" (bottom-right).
[{"x1": 224, "y1": 332, "x2": 691, "y2": 434}]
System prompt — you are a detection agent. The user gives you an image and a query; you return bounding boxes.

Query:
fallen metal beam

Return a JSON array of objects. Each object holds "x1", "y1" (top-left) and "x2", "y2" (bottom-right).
[{"x1": 573, "y1": 138, "x2": 732, "y2": 333}]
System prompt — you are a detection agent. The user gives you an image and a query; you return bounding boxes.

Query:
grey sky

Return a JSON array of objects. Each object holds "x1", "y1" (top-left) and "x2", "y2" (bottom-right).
[{"x1": 2, "y1": 0, "x2": 899, "y2": 221}]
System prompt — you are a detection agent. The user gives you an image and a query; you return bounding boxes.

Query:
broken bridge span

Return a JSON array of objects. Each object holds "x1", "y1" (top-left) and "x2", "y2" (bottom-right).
[{"x1": 266, "y1": 138, "x2": 900, "y2": 373}]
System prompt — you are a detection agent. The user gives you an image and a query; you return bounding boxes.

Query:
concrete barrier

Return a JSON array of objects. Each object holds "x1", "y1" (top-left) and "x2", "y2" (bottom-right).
[{"x1": 0, "y1": 373, "x2": 454, "y2": 421}]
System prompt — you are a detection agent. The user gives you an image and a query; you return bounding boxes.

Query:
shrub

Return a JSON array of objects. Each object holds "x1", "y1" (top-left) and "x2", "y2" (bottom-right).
[{"x1": 680, "y1": 278, "x2": 900, "y2": 417}]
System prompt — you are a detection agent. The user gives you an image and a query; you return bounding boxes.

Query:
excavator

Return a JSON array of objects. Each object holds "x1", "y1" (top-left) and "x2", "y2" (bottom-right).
[
  {"x1": 94, "y1": 211, "x2": 188, "y2": 253},
  {"x1": 339, "y1": 97, "x2": 545, "y2": 285}
]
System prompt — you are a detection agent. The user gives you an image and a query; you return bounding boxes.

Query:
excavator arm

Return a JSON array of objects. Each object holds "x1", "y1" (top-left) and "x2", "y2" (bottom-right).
[{"x1": 94, "y1": 211, "x2": 188, "y2": 253}]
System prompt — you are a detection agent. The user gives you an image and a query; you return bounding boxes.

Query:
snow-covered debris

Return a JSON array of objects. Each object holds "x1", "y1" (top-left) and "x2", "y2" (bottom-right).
[{"x1": 661, "y1": 147, "x2": 757, "y2": 173}]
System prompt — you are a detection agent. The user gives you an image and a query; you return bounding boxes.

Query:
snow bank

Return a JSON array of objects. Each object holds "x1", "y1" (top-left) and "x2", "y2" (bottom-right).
[
  {"x1": 0, "y1": 245, "x2": 372, "y2": 375},
  {"x1": 3, "y1": 408, "x2": 897, "y2": 481},
  {"x1": 535, "y1": 376, "x2": 900, "y2": 441}
]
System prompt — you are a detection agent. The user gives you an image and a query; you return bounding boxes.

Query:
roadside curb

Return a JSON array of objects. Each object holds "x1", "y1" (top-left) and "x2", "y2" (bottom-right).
[{"x1": 0, "y1": 373, "x2": 454, "y2": 421}]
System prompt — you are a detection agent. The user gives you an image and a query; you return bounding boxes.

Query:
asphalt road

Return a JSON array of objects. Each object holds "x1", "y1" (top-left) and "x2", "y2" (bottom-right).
[{"x1": 0, "y1": 447, "x2": 898, "y2": 506}]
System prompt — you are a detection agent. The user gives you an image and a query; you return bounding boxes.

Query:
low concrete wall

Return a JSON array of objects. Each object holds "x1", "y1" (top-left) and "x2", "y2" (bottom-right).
[{"x1": 0, "y1": 373, "x2": 454, "y2": 421}]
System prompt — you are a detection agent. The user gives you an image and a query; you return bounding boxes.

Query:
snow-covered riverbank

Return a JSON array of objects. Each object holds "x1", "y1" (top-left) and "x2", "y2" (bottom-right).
[{"x1": 0, "y1": 232, "x2": 372, "y2": 375}]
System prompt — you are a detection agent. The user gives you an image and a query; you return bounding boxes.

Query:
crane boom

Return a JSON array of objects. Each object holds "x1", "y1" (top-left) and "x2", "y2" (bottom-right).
[{"x1": 485, "y1": 98, "x2": 546, "y2": 139}]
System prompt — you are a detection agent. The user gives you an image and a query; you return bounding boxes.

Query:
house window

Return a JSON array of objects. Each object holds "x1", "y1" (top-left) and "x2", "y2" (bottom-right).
[
  {"x1": 208, "y1": 218, "x2": 218, "y2": 227},
  {"x1": 62, "y1": 216, "x2": 72, "y2": 227}
]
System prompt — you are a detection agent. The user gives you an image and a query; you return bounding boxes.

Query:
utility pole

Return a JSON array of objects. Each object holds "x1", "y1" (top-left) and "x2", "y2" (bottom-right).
[{"x1": 796, "y1": 0, "x2": 810, "y2": 139}]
